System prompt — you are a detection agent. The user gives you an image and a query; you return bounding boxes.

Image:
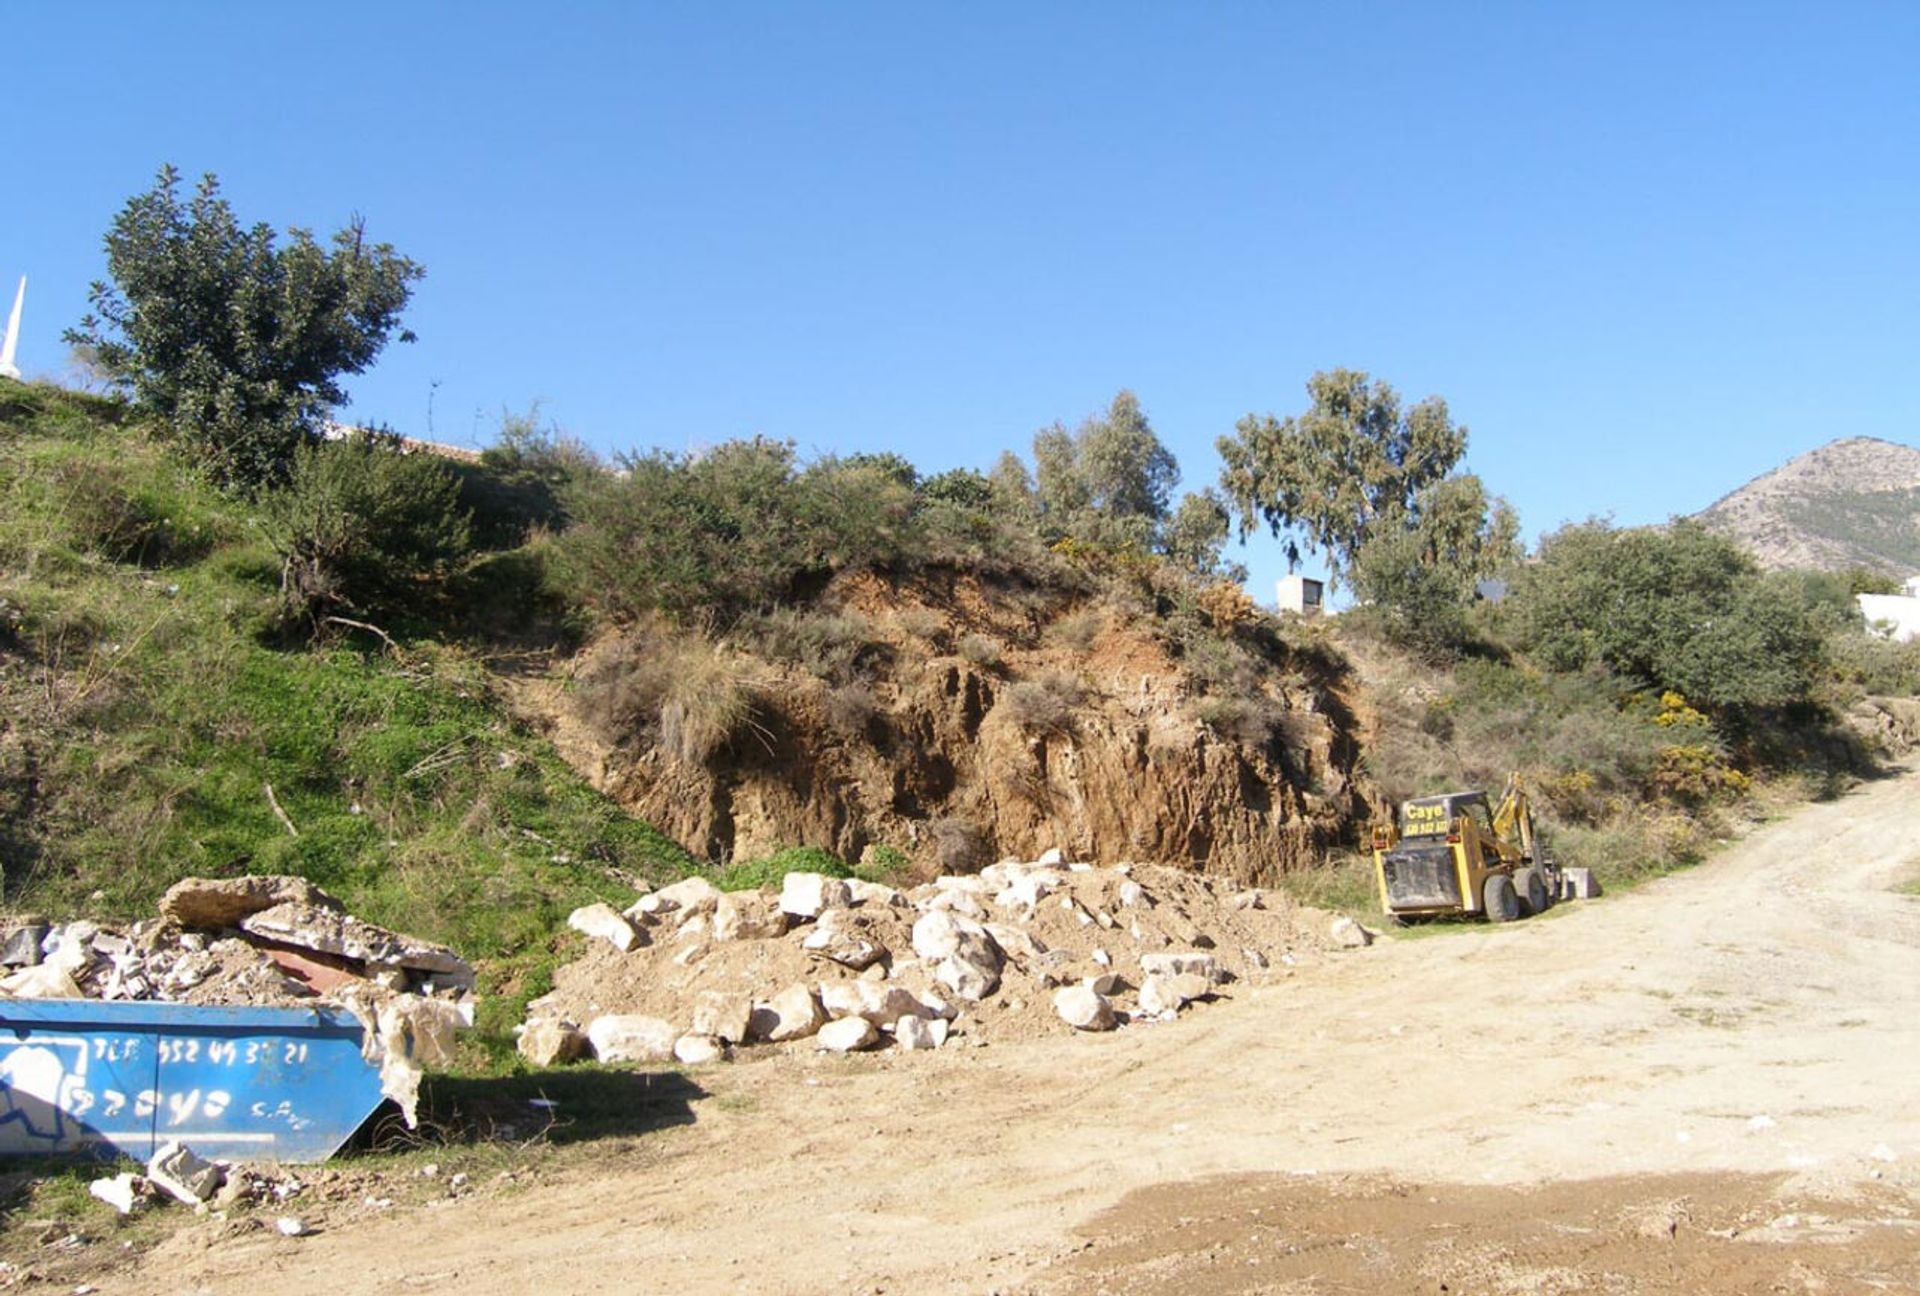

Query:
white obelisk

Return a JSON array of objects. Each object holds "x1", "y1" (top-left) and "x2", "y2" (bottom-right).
[{"x1": 0, "y1": 277, "x2": 23, "y2": 381}]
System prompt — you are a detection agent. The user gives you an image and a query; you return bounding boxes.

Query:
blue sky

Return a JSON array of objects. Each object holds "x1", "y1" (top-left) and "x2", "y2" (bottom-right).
[{"x1": 6, "y1": 3, "x2": 1917, "y2": 599}]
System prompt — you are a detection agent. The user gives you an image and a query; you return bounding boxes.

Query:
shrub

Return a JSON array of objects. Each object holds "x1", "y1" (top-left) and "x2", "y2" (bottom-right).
[
  {"x1": 1049, "y1": 608, "x2": 1102, "y2": 652},
  {"x1": 957, "y1": 633, "x2": 1003, "y2": 668},
  {"x1": 1191, "y1": 694, "x2": 1279, "y2": 746},
  {"x1": 455, "y1": 407, "x2": 601, "y2": 549},
  {"x1": 741, "y1": 607, "x2": 875, "y2": 683},
  {"x1": 550, "y1": 438, "x2": 916, "y2": 624},
  {"x1": 259, "y1": 432, "x2": 472, "y2": 628},
  {"x1": 576, "y1": 629, "x2": 760, "y2": 764},
  {"x1": 999, "y1": 671, "x2": 1088, "y2": 735}
]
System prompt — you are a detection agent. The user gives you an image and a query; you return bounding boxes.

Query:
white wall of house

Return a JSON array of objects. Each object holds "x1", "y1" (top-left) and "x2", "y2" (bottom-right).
[{"x1": 1858, "y1": 581, "x2": 1920, "y2": 643}]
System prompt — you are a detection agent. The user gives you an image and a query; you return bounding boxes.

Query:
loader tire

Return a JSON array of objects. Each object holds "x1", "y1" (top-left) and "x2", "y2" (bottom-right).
[
  {"x1": 1483, "y1": 874, "x2": 1520, "y2": 923},
  {"x1": 1516, "y1": 867, "x2": 1550, "y2": 916}
]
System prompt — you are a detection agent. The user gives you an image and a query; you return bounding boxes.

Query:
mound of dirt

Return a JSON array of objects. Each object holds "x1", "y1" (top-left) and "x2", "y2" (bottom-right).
[{"x1": 527, "y1": 855, "x2": 1358, "y2": 1060}]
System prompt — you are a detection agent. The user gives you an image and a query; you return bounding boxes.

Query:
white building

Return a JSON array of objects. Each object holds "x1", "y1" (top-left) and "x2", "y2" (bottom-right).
[
  {"x1": 1857, "y1": 576, "x2": 1920, "y2": 644},
  {"x1": 1277, "y1": 574, "x2": 1326, "y2": 619}
]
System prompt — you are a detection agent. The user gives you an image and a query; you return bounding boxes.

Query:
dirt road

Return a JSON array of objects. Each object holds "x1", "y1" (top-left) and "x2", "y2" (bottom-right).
[{"x1": 148, "y1": 767, "x2": 1920, "y2": 1293}]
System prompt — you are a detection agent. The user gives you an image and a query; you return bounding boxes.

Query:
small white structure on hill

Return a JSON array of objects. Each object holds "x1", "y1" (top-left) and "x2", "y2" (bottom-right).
[
  {"x1": 1858, "y1": 576, "x2": 1920, "y2": 644},
  {"x1": 0, "y1": 277, "x2": 23, "y2": 381},
  {"x1": 1277, "y1": 574, "x2": 1326, "y2": 619}
]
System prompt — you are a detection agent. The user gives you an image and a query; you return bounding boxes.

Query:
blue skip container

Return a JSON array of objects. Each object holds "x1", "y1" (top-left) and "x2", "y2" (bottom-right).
[{"x1": 0, "y1": 999, "x2": 388, "y2": 1162}]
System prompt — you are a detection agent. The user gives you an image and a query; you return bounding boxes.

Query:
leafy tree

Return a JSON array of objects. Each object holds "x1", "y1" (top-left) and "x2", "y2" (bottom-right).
[
  {"x1": 1033, "y1": 389, "x2": 1178, "y2": 550},
  {"x1": 1349, "y1": 474, "x2": 1519, "y2": 657},
  {"x1": 65, "y1": 166, "x2": 423, "y2": 489},
  {"x1": 1162, "y1": 489, "x2": 1247, "y2": 582},
  {"x1": 920, "y1": 467, "x2": 993, "y2": 510},
  {"x1": 1217, "y1": 369, "x2": 1466, "y2": 587},
  {"x1": 1509, "y1": 519, "x2": 1824, "y2": 716}
]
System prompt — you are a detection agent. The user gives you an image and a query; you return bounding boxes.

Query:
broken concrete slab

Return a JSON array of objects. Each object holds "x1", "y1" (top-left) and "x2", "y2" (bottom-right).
[
  {"x1": 0, "y1": 963, "x2": 82, "y2": 999},
  {"x1": 586, "y1": 1014, "x2": 678, "y2": 1064},
  {"x1": 239, "y1": 903, "x2": 475, "y2": 993},
  {"x1": 148, "y1": 1140, "x2": 223, "y2": 1206},
  {"x1": 160, "y1": 875, "x2": 343, "y2": 931}
]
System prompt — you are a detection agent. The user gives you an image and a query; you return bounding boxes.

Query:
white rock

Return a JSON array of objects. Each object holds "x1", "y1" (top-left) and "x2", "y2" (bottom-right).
[
  {"x1": 586, "y1": 1014, "x2": 678, "y2": 1064},
  {"x1": 277, "y1": 1216, "x2": 309, "y2": 1237},
  {"x1": 1036, "y1": 847, "x2": 1065, "y2": 866},
  {"x1": 1227, "y1": 889, "x2": 1264, "y2": 911},
  {"x1": 922, "y1": 888, "x2": 989, "y2": 921},
  {"x1": 801, "y1": 909, "x2": 885, "y2": 969},
  {"x1": 1117, "y1": 880, "x2": 1148, "y2": 908},
  {"x1": 566, "y1": 903, "x2": 639, "y2": 952},
  {"x1": 1140, "y1": 951, "x2": 1222, "y2": 984},
  {"x1": 894, "y1": 1015, "x2": 939, "y2": 1050},
  {"x1": 752, "y1": 983, "x2": 826, "y2": 1042},
  {"x1": 89, "y1": 1172, "x2": 145, "y2": 1215},
  {"x1": 516, "y1": 1019, "x2": 588, "y2": 1067},
  {"x1": 779, "y1": 872, "x2": 850, "y2": 920},
  {"x1": 816, "y1": 1016, "x2": 879, "y2": 1053},
  {"x1": 936, "y1": 954, "x2": 998, "y2": 1003},
  {"x1": 933, "y1": 874, "x2": 989, "y2": 894},
  {"x1": 673, "y1": 1034, "x2": 726, "y2": 1065},
  {"x1": 911, "y1": 910, "x2": 965, "y2": 961},
  {"x1": 1328, "y1": 916, "x2": 1374, "y2": 949},
  {"x1": 1138, "y1": 972, "x2": 1211, "y2": 1015},
  {"x1": 651, "y1": 876, "x2": 724, "y2": 918},
  {"x1": 1053, "y1": 985, "x2": 1115, "y2": 1031},
  {"x1": 673, "y1": 913, "x2": 710, "y2": 942},
  {"x1": 691, "y1": 991, "x2": 755, "y2": 1043},
  {"x1": 711, "y1": 891, "x2": 787, "y2": 941},
  {"x1": 148, "y1": 1140, "x2": 222, "y2": 1206},
  {"x1": 1085, "y1": 972, "x2": 1123, "y2": 995},
  {"x1": 846, "y1": 879, "x2": 906, "y2": 908},
  {"x1": 1091, "y1": 947, "x2": 1112, "y2": 968}
]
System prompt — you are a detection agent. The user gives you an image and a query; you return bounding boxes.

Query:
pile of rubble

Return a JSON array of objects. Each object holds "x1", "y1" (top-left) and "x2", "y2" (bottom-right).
[
  {"x1": 522, "y1": 854, "x2": 1372, "y2": 1068},
  {"x1": 0, "y1": 875, "x2": 473, "y2": 1006},
  {"x1": 0, "y1": 875, "x2": 473, "y2": 1124}
]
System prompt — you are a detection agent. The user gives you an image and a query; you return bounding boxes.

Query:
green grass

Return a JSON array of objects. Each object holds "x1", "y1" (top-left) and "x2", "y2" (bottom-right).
[{"x1": 0, "y1": 380, "x2": 699, "y2": 1070}]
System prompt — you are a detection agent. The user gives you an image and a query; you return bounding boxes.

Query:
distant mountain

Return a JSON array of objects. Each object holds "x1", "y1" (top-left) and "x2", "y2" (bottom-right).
[{"x1": 1694, "y1": 436, "x2": 1920, "y2": 577}]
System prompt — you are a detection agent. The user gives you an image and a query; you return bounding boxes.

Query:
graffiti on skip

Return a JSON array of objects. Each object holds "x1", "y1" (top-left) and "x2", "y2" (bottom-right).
[{"x1": 0, "y1": 1030, "x2": 310, "y2": 1152}]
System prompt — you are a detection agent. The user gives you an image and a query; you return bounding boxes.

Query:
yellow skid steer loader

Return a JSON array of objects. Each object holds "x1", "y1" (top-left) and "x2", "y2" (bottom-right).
[{"x1": 1371, "y1": 774, "x2": 1561, "y2": 924}]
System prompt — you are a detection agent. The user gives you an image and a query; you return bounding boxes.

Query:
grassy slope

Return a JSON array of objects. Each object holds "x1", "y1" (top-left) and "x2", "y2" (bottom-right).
[{"x1": 0, "y1": 381, "x2": 695, "y2": 1066}]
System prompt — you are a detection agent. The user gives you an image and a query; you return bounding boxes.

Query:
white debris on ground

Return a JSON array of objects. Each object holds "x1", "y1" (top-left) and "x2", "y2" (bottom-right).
[
  {"x1": 525, "y1": 856, "x2": 1359, "y2": 1066},
  {"x1": 0, "y1": 875, "x2": 475, "y2": 1127}
]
